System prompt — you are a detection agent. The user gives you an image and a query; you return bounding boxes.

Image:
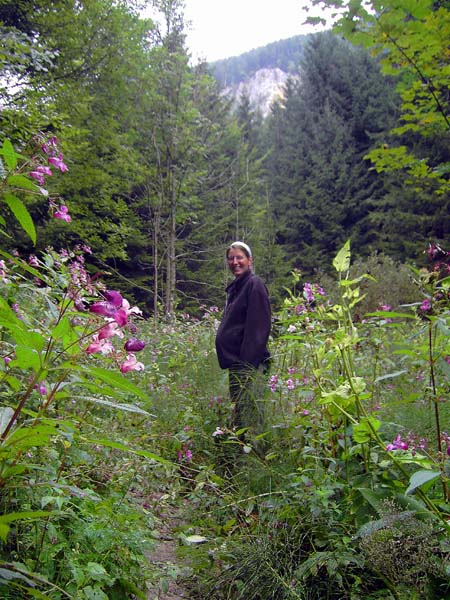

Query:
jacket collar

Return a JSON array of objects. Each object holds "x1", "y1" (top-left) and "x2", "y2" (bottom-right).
[{"x1": 226, "y1": 269, "x2": 252, "y2": 294}]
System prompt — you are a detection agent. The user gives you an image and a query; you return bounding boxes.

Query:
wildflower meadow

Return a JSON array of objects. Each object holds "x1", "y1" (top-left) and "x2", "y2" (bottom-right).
[{"x1": 0, "y1": 137, "x2": 449, "y2": 599}]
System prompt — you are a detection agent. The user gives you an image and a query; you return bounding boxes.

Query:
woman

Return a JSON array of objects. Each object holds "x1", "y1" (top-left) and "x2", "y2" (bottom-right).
[{"x1": 215, "y1": 241, "x2": 271, "y2": 433}]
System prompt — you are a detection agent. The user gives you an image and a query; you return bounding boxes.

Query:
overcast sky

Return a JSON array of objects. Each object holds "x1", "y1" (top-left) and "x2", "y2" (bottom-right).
[{"x1": 146, "y1": 1, "x2": 330, "y2": 63}]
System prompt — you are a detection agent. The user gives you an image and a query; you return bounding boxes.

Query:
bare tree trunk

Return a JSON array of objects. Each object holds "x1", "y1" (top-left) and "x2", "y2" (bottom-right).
[
  {"x1": 153, "y1": 206, "x2": 160, "y2": 326},
  {"x1": 165, "y1": 167, "x2": 176, "y2": 319}
]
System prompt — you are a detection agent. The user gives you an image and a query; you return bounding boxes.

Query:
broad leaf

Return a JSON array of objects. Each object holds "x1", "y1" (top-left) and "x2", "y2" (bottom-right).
[
  {"x1": 332, "y1": 240, "x2": 351, "y2": 273},
  {"x1": 406, "y1": 470, "x2": 441, "y2": 495},
  {"x1": 0, "y1": 139, "x2": 17, "y2": 170},
  {"x1": 3, "y1": 192, "x2": 36, "y2": 244}
]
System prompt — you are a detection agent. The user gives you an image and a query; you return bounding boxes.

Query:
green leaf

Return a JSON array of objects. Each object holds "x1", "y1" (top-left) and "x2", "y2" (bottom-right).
[
  {"x1": 0, "y1": 139, "x2": 17, "y2": 170},
  {"x1": 406, "y1": 470, "x2": 441, "y2": 495},
  {"x1": 77, "y1": 396, "x2": 155, "y2": 416},
  {"x1": 82, "y1": 437, "x2": 172, "y2": 466},
  {"x1": 12, "y1": 346, "x2": 41, "y2": 372},
  {"x1": 0, "y1": 407, "x2": 14, "y2": 435},
  {"x1": 352, "y1": 416, "x2": 381, "y2": 443},
  {"x1": 82, "y1": 586, "x2": 109, "y2": 600},
  {"x1": 0, "y1": 511, "x2": 52, "y2": 541},
  {"x1": 78, "y1": 365, "x2": 149, "y2": 400},
  {"x1": 332, "y1": 240, "x2": 351, "y2": 273},
  {"x1": 7, "y1": 174, "x2": 39, "y2": 192},
  {"x1": 375, "y1": 369, "x2": 408, "y2": 383},
  {"x1": 3, "y1": 192, "x2": 36, "y2": 244}
]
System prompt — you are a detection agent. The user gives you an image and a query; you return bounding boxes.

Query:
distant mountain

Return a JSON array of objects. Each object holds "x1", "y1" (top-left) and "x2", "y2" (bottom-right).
[{"x1": 209, "y1": 34, "x2": 311, "y2": 117}]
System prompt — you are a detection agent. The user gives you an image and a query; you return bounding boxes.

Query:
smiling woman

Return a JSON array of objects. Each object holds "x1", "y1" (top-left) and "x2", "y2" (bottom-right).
[{"x1": 215, "y1": 241, "x2": 271, "y2": 435}]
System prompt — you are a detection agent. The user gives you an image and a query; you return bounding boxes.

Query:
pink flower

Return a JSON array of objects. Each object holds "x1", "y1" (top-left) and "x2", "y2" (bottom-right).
[
  {"x1": 37, "y1": 165, "x2": 52, "y2": 176},
  {"x1": 54, "y1": 205, "x2": 71, "y2": 222},
  {"x1": 90, "y1": 301, "x2": 118, "y2": 318},
  {"x1": 212, "y1": 427, "x2": 224, "y2": 437},
  {"x1": 420, "y1": 299, "x2": 432, "y2": 312},
  {"x1": 29, "y1": 170, "x2": 45, "y2": 185},
  {"x1": 104, "y1": 290, "x2": 123, "y2": 308},
  {"x1": 48, "y1": 153, "x2": 68, "y2": 172},
  {"x1": 120, "y1": 354, "x2": 145, "y2": 373},
  {"x1": 28, "y1": 255, "x2": 39, "y2": 267},
  {"x1": 124, "y1": 338, "x2": 146, "y2": 352},
  {"x1": 98, "y1": 322, "x2": 121, "y2": 340},
  {"x1": 286, "y1": 378, "x2": 295, "y2": 390},
  {"x1": 121, "y1": 298, "x2": 142, "y2": 317},
  {"x1": 86, "y1": 336, "x2": 114, "y2": 355}
]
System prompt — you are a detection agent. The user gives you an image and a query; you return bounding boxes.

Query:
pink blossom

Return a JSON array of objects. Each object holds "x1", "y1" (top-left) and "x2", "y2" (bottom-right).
[
  {"x1": 48, "y1": 153, "x2": 68, "y2": 172},
  {"x1": 120, "y1": 354, "x2": 145, "y2": 373},
  {"x1": 286, "y1": 378, "x2": 295, "y2": 390},
  {"x1": 113, "y1": 308, "x2": 128, "y2": 327},
  {"x1": 29, "y1": 170, "x2": 45, "y2": 185},
  {"x1": 28, "y1": 255, "x2": 39, "y2": 267},
  {"x1": 386, "y1": 434, "x2": 409, "y2": 452},
  {"x1": 212, "y1": 427, "x2": 225, "y2": 437},
  {"x1": 104, "y1": 290, "x2": 123, "y2": 308},
  {"x1": 36, "y1": 165, "x2": 52, "y2": 176},
  {"x1": 89, "y1": 301, "x2": 118, "y2": 318},
  {"x1": 98, "y1": 322, "x2": 121, "y2": 340},
  {"x1": 86, "y1": 336, "x2": 114, "y2": 355},
  {"x1": 54, "y1": 205, "x2": 71, "y2": 222},
  {"x1": 420, "y1": 299, "x2": 432, "y2": 312},
  {"x1": 121, "y1": 298, "x2": 143, "y2": 317}
]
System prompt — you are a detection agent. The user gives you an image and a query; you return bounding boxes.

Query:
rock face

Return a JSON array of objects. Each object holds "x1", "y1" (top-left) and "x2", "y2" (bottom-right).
[{"x1": 222, "y1": 67, "x2": 293, "y2": 117}]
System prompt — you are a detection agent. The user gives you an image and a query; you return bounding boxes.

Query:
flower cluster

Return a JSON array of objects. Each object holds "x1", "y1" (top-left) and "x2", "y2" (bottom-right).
[
  {"x1": 385, "y1": 432, "x2": 428, "y2": 454},
  {"x1": 28, "y1": 135, "x2": 71, "y2": 222},
  {"x1": 85, "y1": 290, "x2": 146, "y2": 373},
  {"x1": 441, "y1": 431, "x2": 450, "y2": 457}
]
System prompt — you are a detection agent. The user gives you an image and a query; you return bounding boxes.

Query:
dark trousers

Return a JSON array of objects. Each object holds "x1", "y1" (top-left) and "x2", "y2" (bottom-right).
[{"x1": 228, "y1": 363, "x2": 267, "y2": 434}]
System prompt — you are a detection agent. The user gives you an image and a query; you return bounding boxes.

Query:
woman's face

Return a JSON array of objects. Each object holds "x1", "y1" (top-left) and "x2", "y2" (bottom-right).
[{"x1": 227, "y1": 248, "x2": 253, "y2": 278}]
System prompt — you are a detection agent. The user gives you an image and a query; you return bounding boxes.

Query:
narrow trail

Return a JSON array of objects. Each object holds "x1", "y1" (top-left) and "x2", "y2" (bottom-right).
[{"x1": 145, "y1": 492, "x2": 192, "y2": 600}]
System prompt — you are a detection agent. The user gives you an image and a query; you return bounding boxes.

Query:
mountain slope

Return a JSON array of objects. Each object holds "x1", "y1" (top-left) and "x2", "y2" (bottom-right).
[{"x1": 209, "y1": 34, "x2": 310, "y2": 116}]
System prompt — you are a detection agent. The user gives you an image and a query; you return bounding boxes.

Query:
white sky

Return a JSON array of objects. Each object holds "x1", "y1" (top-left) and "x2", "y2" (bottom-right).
[{"x1": 148, "y1": 1, "x2": 330, "y2": 63}]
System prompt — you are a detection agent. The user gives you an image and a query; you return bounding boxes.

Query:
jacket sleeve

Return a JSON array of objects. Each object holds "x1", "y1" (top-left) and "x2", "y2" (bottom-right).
[{"x1": 239, "y1": 277, "x2": 271, "y2": 367}]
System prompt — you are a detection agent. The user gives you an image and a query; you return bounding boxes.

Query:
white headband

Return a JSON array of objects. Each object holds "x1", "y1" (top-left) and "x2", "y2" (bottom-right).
[{"x1": 227, "y1": 241, "x2": 252, "y2": 257}]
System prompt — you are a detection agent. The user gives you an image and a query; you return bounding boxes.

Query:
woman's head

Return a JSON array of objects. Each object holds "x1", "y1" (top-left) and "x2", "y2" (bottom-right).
[{"x1": 226, "y1": 241, "x2": 253, "y2": 277}]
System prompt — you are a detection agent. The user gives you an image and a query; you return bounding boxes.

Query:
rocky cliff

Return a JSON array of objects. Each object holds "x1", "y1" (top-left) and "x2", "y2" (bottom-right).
[{"x1": 222, "y1": 67, "x2": 292, "y2": 117}]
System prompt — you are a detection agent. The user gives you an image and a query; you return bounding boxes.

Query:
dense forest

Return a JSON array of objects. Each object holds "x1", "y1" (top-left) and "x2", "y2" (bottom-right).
[{"x1": 1, "y1": 0, "x2": 449, "y2": 318}]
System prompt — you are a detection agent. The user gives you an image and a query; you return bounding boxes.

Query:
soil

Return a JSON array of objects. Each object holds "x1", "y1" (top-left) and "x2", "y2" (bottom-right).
[{"x1": 145, "y1": 493, "x2": 191, "y2": 599}]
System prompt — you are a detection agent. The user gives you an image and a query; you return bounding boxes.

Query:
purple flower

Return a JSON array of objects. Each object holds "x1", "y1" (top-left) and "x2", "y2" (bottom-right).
[
  {"x1": 104, "y1": 290, "x2": 123, "y2": 308},
  {"x1": 89, "y1": 301, "x2": 118, "y2": 318},
  {"x1": 36, "y1": 165, "x2": 52, "y2": 176},
  {"x1": 420, "y1": 299, "x2": 432, "y2": 312},
  {"x1": 54, "y1": 205, "x2": 71, "y2": 222},
  {"x1": 124, "y1": 338, "x2": 146, "y2": 352},
  {"x1": 386, "y1": 434, "x2": 409, "y2": 451},
  {"x1": 29, "y1": 170, "x2": 45, "y2": 185},
  {"x1": 48, "y1": 153, "x2": 68, "y2": 172}
]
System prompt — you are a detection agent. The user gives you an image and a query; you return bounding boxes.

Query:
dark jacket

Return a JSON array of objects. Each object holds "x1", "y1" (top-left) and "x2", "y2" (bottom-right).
[{"x1": 215, "y1": 270, "x2": 271, "y2": 370}]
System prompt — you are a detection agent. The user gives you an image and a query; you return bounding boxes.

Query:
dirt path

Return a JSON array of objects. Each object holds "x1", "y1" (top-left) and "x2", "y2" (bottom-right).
[{"x1": 145, "y1": 493, "x2": 191, "y2": 599}]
